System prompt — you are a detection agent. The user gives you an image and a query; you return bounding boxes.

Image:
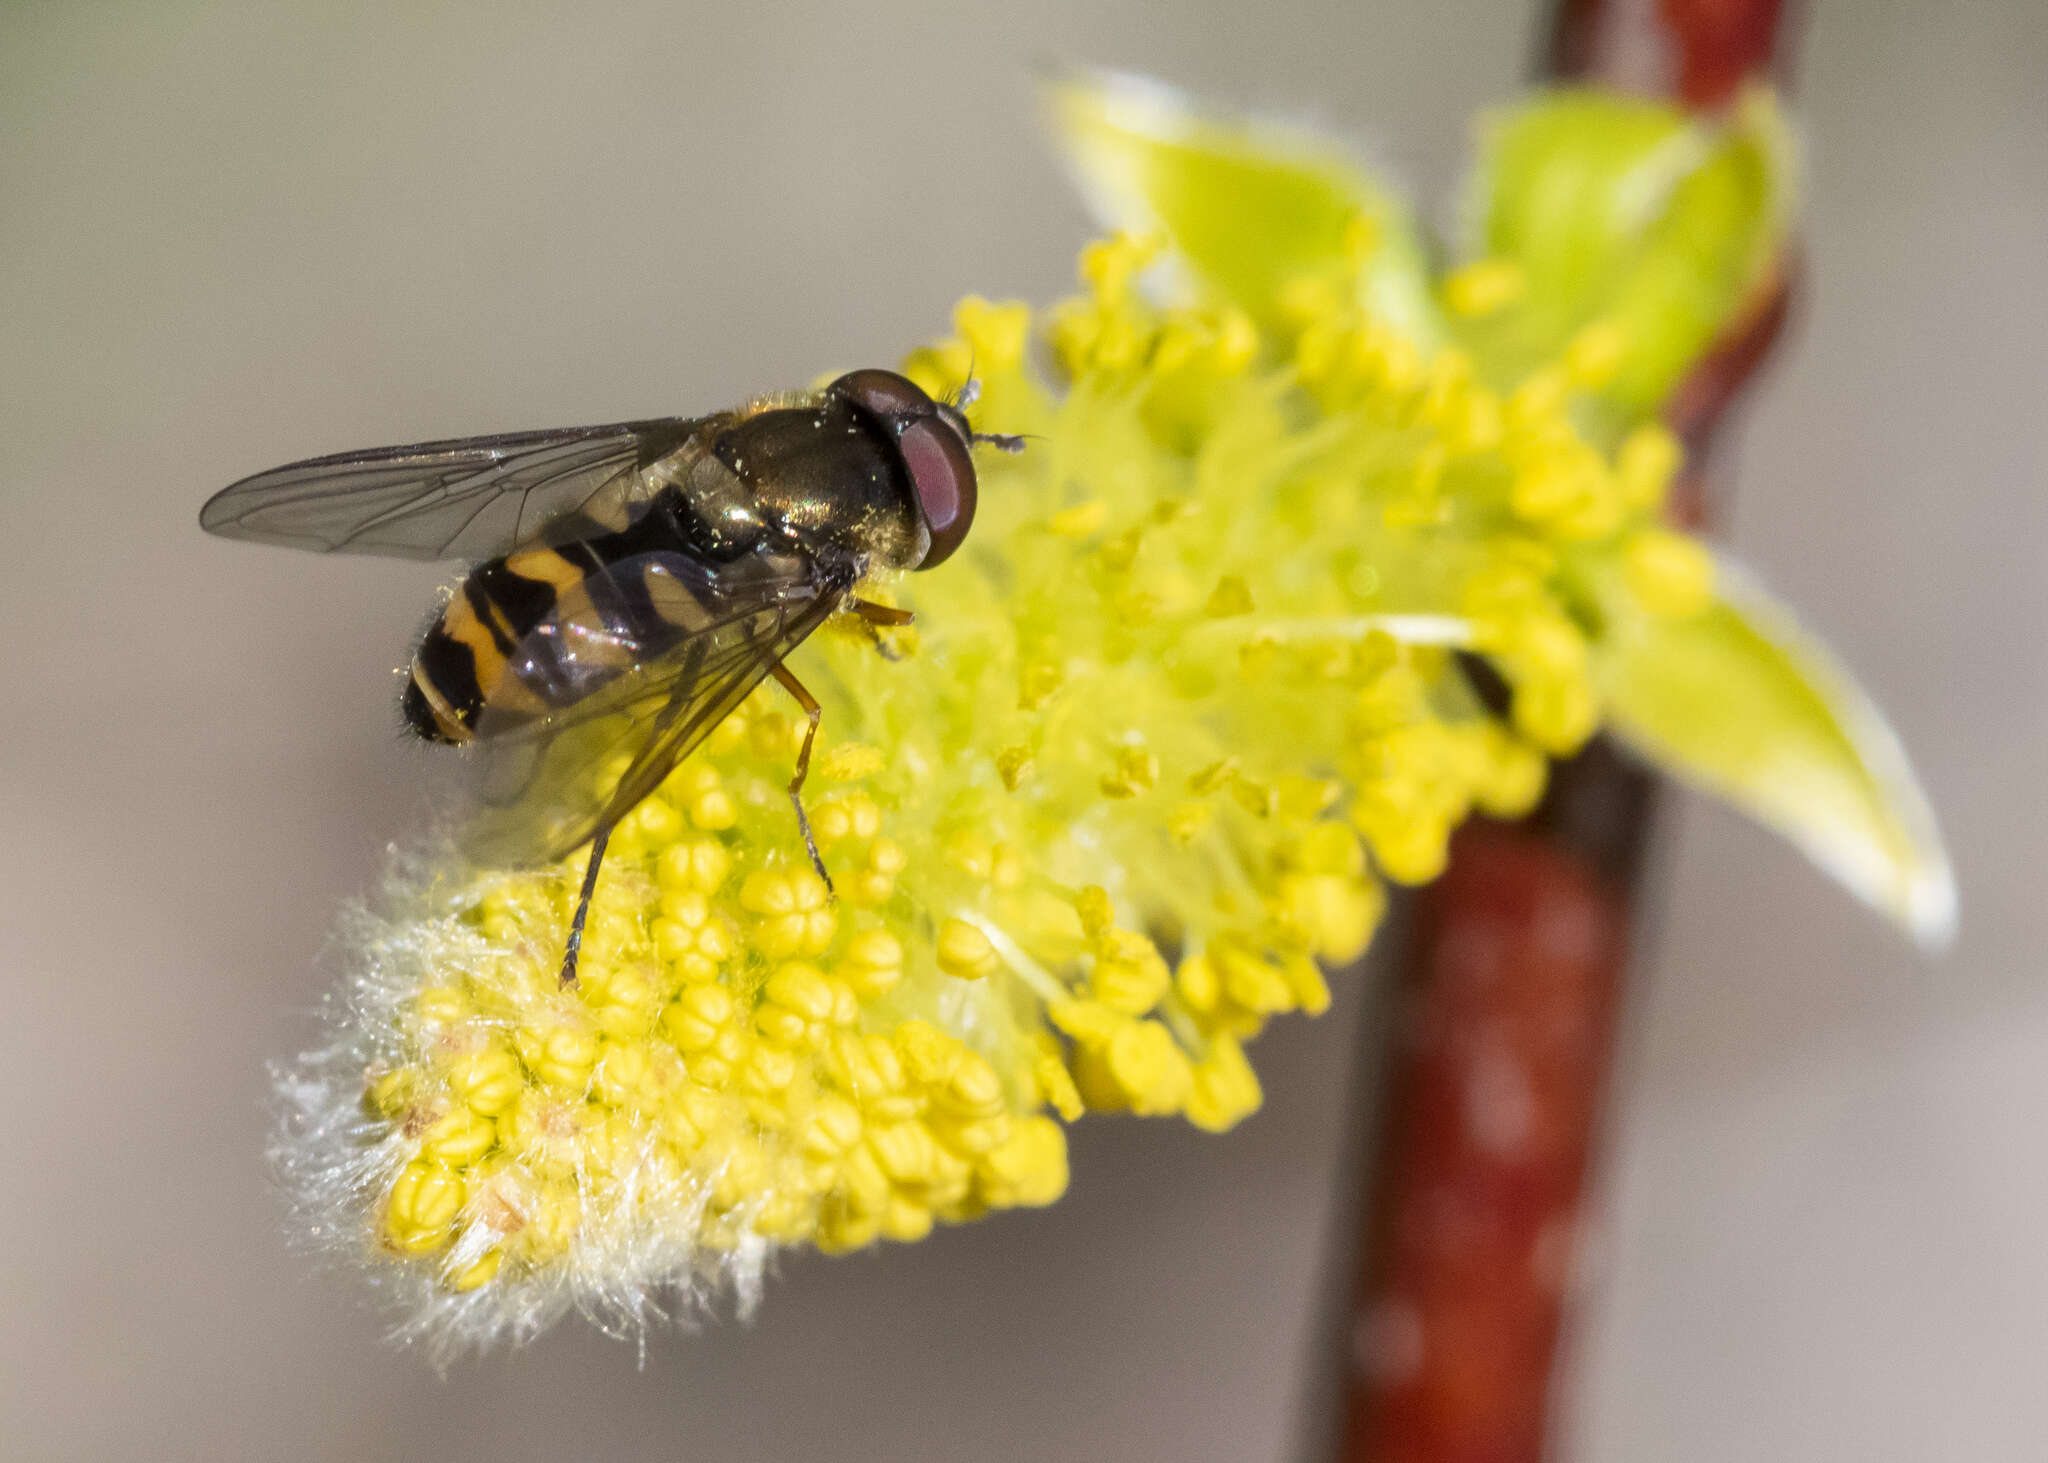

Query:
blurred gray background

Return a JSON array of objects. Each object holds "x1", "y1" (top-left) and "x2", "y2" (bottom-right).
[{"x1": 2, "y1": 2, "x2": 2042, "y2": 1459}]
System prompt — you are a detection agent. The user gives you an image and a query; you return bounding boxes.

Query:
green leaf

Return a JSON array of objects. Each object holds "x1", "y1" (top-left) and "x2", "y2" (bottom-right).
[
  {"x1": 1042, "y1": 67, "x2": 1442, "y2": 349},
  {"x1": 1460, "y1": 87, "x2": 1793, "y2": 414},
  {"x1": 1594, "y1": 561, "x2": 1955, "y2": 948}
]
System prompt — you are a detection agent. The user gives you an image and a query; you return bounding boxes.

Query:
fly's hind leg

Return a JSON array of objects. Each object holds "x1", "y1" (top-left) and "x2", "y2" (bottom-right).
[
  {"x1": 771, "y1": 662, "x2": 833, "y2": 895},
  {"x1": 558, "y1": 826, "x2": 612, "y2": 988}
]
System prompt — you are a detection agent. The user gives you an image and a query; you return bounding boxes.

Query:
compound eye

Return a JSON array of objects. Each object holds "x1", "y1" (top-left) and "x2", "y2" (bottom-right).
[
  {"x1": 897, "y1": 415, "x2": 977, "y2": 568},
  {"x1": 830, "y1": 368, "x2": 935, "y2": 422}
]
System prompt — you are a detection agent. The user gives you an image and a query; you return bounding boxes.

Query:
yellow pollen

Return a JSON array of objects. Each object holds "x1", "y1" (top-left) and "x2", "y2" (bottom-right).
[{"x1": 297, "y1": 157, "x2": 1768, "y2": 1349}]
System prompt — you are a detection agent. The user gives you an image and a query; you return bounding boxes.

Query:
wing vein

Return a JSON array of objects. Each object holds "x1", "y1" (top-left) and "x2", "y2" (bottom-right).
[{"x1": 200, "y1": 418, "x2": 703, "y2": 562}]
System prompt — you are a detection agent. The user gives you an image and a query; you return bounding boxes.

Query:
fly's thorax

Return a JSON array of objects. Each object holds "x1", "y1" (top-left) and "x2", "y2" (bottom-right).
[{"x1": 680, "y1": 396, "x2": 925, "y2": 571}]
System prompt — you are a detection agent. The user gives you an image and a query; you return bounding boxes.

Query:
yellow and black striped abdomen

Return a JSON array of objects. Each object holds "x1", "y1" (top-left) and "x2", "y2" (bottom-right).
[
  {"x1": 400, "y1": 491, "x2": 739, "y2": 745},
  {"x1": 402, "y1": 544, "x2": 589, "y2": 744}
]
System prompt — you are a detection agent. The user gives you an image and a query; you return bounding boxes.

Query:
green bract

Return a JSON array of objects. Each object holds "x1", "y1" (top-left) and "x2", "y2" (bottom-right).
[{"x1": 1045, "y1": 69, "x2": 1948, "y2": 947}]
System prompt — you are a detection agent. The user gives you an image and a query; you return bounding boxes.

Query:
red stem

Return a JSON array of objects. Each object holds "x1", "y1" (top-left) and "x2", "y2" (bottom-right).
[{"x1": 1332, "y1": 5, "x2": 1797, "y2": 1460}]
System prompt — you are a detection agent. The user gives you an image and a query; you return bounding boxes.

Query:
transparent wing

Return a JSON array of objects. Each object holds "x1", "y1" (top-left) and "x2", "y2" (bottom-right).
[
  {"x1": 199, "y1": 416, "x2": 710, "y2": 561},
  {"x1": 465, "y1": 550, "x2": 857, "y2": 864}
]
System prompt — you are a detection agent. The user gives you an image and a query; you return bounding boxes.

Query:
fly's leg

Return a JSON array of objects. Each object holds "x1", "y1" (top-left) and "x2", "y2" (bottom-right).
[
  {"x1": 558, "y1": 826, "x2": 612, "y2": 988},
  {"x1": 771, "y1": 662, "x2": 833, "y2": 894},
  {"x1": 849, "y1": 598, "x2": 914, "y2": 661},
  {"x1": 850, "y1": 599, "x2": 914, "y2": 628}
]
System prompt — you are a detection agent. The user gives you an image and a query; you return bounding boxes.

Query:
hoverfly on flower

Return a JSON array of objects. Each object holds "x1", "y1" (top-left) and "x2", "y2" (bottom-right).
[
  {"x1": 251, "y1": 74, "x2": 1951, "y2": 1355},
  {"x1": 202, "y1": 370, "x2": 1021, "y2": 982}
]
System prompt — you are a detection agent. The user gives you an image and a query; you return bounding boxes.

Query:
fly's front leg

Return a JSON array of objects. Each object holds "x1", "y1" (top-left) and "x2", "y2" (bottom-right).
[
  {"x1": 849, "y1": 598, "x2": 914, "y2": 661},
  {"x1": 771, "y1": 662, "x2": 832, "y2": 894},
  {"x1": 850, "y1": 598, "x2": 914, "y2": 628}
]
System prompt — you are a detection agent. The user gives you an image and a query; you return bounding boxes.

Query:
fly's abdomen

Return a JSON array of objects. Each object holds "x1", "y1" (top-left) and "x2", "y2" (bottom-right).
[
  {"x1": 401, "y1": 546, "x2": 585, "y2": 743},
  {"x1": 401, "y1": 504, "x2": 719, "y2": 744}
]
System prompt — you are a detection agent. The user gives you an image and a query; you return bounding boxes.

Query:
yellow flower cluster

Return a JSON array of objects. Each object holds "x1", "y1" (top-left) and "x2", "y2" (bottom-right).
[{"x1": 280, "y1": 231, "x2": 1718, "y2": 1351}]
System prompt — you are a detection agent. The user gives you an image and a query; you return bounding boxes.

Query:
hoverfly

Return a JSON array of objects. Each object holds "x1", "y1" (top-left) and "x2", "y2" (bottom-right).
[{"x1": 202, "y1": 369, "x2": 1021, "y2": 984}]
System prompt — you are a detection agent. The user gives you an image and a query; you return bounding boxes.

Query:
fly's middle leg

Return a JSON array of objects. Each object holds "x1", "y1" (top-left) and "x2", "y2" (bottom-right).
[{"x1": 771, "y1": 662, "x2": 833, "y2": 894}]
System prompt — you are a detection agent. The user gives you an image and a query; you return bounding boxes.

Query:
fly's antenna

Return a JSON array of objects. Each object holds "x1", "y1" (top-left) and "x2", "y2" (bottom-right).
[
  {"x1": 942, "y1": 356, "x2": 1024, "y2": 451},
  {"x1": 947, "y1": 356, "x2": 982, "y2": 411},
  {"x1": 949, "y1": 360, "x2": 1025, "y2": 451}
]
